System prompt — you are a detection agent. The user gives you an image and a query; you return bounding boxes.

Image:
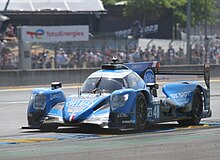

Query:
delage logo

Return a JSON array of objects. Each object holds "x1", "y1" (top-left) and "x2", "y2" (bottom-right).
[{"x1": 26, "y1": 29, "x2": 45, "y2": 39}]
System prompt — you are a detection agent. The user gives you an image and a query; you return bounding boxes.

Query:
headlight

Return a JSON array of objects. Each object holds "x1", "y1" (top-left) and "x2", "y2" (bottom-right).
[
  {"x1": 111, "y1": 94, "x2": 129, "y2": 108},
  {"x1": 33, "y1": 94, "x2": 46, "y2": 110}
]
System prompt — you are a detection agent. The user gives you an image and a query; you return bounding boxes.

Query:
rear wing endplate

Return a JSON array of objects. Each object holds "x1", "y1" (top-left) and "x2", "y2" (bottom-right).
[{"x1": 124, "y1": 61, "x2": 160, "y2": 84}]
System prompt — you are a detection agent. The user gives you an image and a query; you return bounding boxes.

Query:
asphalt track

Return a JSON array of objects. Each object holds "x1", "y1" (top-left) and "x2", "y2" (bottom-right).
[{"x1": 0, "y1": 79, "x2": 220, "y2": 160}]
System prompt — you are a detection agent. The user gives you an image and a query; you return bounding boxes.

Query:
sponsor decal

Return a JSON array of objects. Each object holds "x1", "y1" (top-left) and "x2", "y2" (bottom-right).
[
  {"x1": 66, "y1": 100, "x2": 93, "y2": 108},
  {"x1": 27, "y1": 30, "x2": 84, "y2": 39},
  {"x1": 144, "y1": 69, "x2": 155, "y2": 83},
  {"x1": 170, "y1": 91, "x2": 191, "y2": 99},
  {"x1": 68, "y1": 108, "x2": 74, "y2": 113},
  {"x1": 67, "y1": 100, "x2": 93, "y2": 114},
  {"x1": 50, "y1": 93, "x2": 62, "y2": 100},
  {"x1": 131, "y1": 64, "x2": 141, "y2": 69},
  {"x1": 26, "y1": 29, "x2": 44, "y2": 39},
  {"x1": 46, "y1": 31, "x2": 84, "y2": 38},
  {"x1": 122, "y1": 120, "x2": 135, "y2": 124},
  {"x1": 115, "y1": 23, "x2": 159, "y2": 38},
  {"x1": 71, "y1": 107, "x2": 85, "y2": 114},
  {"x1": 88, "y1": 113, "x2": 109, "y2": 121},
  {"x1": 21, "y1": 25, "x2": 89, "y2": 42},
  {"x1": 53, "y1": 103, "x2": 64, "y2": 110},
  {"x1": 143, "y1": 24, "x2": 159, "y2": 34},
  {"x1": 117, "y1": 112, "x2": 128, "y2": 118}
]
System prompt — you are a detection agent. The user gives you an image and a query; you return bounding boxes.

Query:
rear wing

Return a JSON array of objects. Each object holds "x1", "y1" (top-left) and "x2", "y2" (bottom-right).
[
  {"x1": 156, "y1": 63, "x2": 210, "y2": 90},
  {"x1": 125, "y1": 61, "x2": 210, "y2": 89},
  {"x1": 125, "y1": 61, "x2": 210, "y2": 98}
]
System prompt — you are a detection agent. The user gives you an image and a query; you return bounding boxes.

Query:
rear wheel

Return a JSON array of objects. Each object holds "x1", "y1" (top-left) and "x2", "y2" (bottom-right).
[
  {"x1": 178, "y1": 88, "x2": 203, "y2": 126},
  {"x1": 136, "y1": 93, "x2": 147, "y2": 131}
]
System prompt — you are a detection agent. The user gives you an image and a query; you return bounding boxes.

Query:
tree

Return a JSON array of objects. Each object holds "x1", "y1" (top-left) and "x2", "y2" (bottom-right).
[
  {"x1": 121, "y1": 0, "x2": 186, "y2": 27},
  {"x1": 173, "y1": 0, "x2": 219, "y2": 28},
  {"x1": 101, "y1": 0, "x2": 219, "y2": 28},
  {"x1": 101, "y1": 0, "x2": 120, "y2": 5}
]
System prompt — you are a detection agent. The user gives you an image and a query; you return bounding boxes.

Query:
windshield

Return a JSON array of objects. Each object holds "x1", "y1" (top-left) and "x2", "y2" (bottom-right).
[{"x1": 81, "y1": 77, "x2": 124, "y2": 93}]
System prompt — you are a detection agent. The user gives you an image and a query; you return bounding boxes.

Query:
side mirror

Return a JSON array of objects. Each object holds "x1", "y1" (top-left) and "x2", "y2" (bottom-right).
[
  {"x1": 51, "y1": 82, "x2": 62, "y2": 90},
  {"x1": 146, "y1": 83, "x2": 159, "y2": 97}
]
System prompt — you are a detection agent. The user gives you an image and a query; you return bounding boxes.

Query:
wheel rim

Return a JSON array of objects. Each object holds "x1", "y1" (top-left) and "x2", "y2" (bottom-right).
[
  {"x1": 193, "y1": 92, "x2": 203, "y2": 119},
  {"x1": 178, "y1": 89, "x2": 203, "y2": 126},
  {"x1": 137, "y1": 96, "x2": 146, "y2": 126}
]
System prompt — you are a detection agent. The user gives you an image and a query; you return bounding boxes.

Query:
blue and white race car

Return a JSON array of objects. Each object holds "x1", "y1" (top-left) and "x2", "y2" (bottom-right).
[{"x1": 24, "y1": 60, "x2": 211, "y2": 131}]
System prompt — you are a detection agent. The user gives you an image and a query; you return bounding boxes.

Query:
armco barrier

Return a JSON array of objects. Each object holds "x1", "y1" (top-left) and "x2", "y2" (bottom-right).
[
  {"x1": 0, "y1": 68, "x2": 97, "y2": 87},
  {"x1": 0, "y1": 64, "x2": 219, "y2": 87}
]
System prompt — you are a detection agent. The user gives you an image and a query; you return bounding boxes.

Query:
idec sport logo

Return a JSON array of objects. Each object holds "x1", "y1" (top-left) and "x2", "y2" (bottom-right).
[{"x1": 26, "y1": 29, "x2": 45, "y2": 39}]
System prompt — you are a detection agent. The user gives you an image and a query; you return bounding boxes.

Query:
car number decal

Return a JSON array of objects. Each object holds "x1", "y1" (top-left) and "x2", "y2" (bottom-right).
[
  {"x1": 147, "y1": 108, "x2": 152, "y2": 117},
  {"x1": 147, "y1": 105, "x2": 160, "y2": 119},
  {"x1": 153, "y1": 105, "x2": 160, "y2": 119}
]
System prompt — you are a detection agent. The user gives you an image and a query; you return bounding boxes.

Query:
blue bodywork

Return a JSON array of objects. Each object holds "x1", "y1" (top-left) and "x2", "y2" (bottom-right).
[{"x1": 26, "y1": 61, "x2": 211, "y2": 130}]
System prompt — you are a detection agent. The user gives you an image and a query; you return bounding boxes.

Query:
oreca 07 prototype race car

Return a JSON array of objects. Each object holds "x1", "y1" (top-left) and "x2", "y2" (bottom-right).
[{"x1": 24, "y1": 60, "x2": 211, "y2": 131}]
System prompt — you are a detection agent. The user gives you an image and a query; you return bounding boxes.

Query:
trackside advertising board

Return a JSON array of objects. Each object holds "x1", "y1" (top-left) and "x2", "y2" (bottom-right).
[{"x1": 21, "y1": 25, "x2": 89, "y2": 42}]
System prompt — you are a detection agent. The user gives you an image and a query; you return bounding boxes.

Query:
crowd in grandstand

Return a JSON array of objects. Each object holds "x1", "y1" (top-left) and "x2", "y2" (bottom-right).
[
  {"x1": 1, "y1": 23, "x2": 220, "y2": 69},
  {"x1": 29, "y1": 44, "x2": 220, "y2": 69},
  {"x1": 1, "y1": 41, "x2": 220, "y2": 70},
  {"x1": 0, "y1": 41, "x2": 18, "y2": 69}
]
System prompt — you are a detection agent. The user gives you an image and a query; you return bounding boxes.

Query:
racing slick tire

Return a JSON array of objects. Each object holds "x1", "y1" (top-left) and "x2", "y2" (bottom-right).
[
  {"x1": 136, "y1": 93, "x2": 147, "y2": 131},
  {"x1": 178, "y1": 87, "x2": 203, "y2": 126},
  {"x1": 40, "y1": 124, "x2": 58, "y2": 132}
]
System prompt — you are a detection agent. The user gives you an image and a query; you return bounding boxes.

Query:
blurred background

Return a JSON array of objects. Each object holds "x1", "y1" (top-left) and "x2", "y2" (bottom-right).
[{"x1": 0, "y1": 0, "x2": 220, "y2": 70}]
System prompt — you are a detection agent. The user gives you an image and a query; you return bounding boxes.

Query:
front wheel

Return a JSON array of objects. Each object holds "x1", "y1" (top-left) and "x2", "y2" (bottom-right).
[
  {"x1": 136, "y1": 93, "x2": 147, "y2": 131},
  {"x1": 178, "y1": 88, "x2": 203, "y2": 126}
]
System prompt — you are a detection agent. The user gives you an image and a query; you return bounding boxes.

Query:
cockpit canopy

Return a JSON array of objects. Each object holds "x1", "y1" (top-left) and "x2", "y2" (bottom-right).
[{"x1": 81, "y1": 70, "x2": 146, "y2": 93}]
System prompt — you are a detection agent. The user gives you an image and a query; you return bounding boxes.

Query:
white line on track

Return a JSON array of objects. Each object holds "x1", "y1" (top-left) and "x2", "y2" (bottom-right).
[
  {"x1": 0, "y1": 85, "x2": 80, "y2": 92},
  {"x1": 0, "y1": 101, "x2": 29, "y2": 104}
]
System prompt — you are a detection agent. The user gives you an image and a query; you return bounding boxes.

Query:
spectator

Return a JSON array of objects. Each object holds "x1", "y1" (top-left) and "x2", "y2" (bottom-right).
[
  {"x1": 150, "y1": 45, "x2": 157, "y2": 61},
  {"x1": 191, "y1": 49, "x2": 200, "y2": 64},
  {"x1": 31, "y1": 54, "x2": 38, "y2": 69},
  {"x1": 1, "y1": 48, "x2": 17, "y2": 69},
  {"x1": 216, "y1": 46, "x2": 220, "y2": 64},
  {"x1": 45, "y1": 57, "x2": 53, "y2": 69},
  {"x1": 0, "y1": 40, "x2": 6, "y2": 68},
  {"x1": 5, "y1": 23, "x2": 15, "y2": 37},
  {"x1": 156, "y1": 46, "x2": 163, "y2": 61},
  {"x1": 167, "y1": 45, "x2": 175, "y2": 64},
  {"x1": 55, "y1": 48, "x2": 63, "y2": 68},
  {"x1": 175, "y1": 47, "x2": 185, "y2": 64},
  {"x1": 59, "y1": 50, "x2": 69, "y2": 68}
]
